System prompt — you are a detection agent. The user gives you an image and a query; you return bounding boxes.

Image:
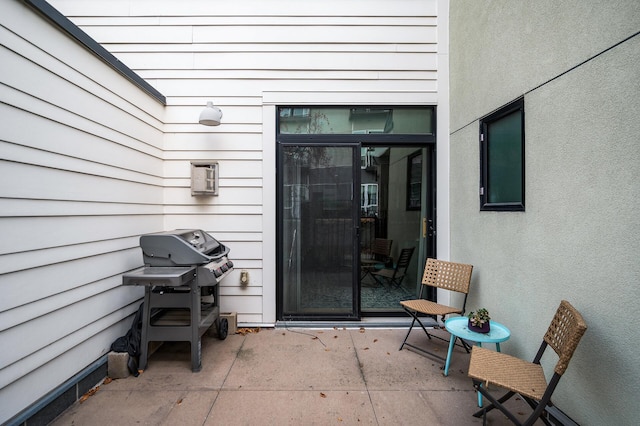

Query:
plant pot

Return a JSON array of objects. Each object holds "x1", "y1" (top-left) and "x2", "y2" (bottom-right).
[{"x1": 468, "y1": 319, "x2": 490, "y2": 333}]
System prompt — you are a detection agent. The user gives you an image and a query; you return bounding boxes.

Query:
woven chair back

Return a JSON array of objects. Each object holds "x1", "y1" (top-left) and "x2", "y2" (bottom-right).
[
  {"x1": 396, "y1": 247, "x2": 415, "y2": 269},
  {"x1": 543, "y1": 300, "x2": 587, "y2": 376},
  {"x1": 421, "y1": 258, "x2": 473, "y2": 294},
  {"x1": 371, "y1": 238, "x2": 392, "y2": 259}
]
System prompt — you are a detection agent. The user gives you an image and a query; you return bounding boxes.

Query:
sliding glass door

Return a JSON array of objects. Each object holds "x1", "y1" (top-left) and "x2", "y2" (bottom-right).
[
  {"x1": 276, "y1": 106, "x2": 436, "y2": 321},
  {"x1": 279, "y1": 143, "x2": 360, "y2": 319}
]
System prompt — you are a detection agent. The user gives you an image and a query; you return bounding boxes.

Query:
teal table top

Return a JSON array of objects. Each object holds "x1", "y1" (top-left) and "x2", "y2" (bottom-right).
[{"x1": 444, "y1": 316, "x2": 511, "y2": 343}]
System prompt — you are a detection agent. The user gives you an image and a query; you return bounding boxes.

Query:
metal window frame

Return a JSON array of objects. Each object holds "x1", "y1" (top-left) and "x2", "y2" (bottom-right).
[{"x1": 479, "y1": 97, "x2": 525, "y2": 212}]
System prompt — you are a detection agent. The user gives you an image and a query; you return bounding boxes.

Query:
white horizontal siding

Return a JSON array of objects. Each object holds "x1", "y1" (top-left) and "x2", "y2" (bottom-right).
[
  {"x1": 0, "y1": 272, "x2": 141, "y2": 334},
  {"x1": 163, "y1": 132, "x2": 263, "y2": 151},
  {"x1": 148, "y1": 77, "x2": 432, "y2": 105},
  {"x1": 70, "y1": 15, "x2": 437, "y2": 26},
  {"x1": 111, "y1": 51, "x2": 436, "y2": 71},
  {"x1": 0, "y1": 215, "x2": 161, "y2": 255},
  {"x1": 4, "y1": 1, "x2": 443, "y2": 421},
  {"x1": 161, "y1": 122, "x2": 262, "y2": 134},
  {"x1": 144, "y1": 70, "x2": 438, "y2": 80},
  {"x1": 0, "y1": 159, "x2": 162, "y2": 203},
  {"x1": 0, "y1": 312, "x2": 139, "y2": 423},
  {"x1": 163, "y1": 104, "x2": 263, "y2": 124},
  {"x1": 71, "y1": 15, "x2": 437, "y2": 27},
  {"x1": 0, "y1": 285, "x2": 142, "y2": 369},
  {"x1": 83, "y1": 23, "x2": 436, "y2": 44},
  {"x1": 192, "y1": 25, "x2": 436, "y2": 44},
  {"x1": 164, "y1": 188, "x2": 262, "y2": 207},
  {"x1": 163, "y1": 178, "x2": 263, "y2": 188},
  {"x1": 220, "y1": 284, "x2": 263, "y2": 297},
  {"x1": 162, "y1": 214, "x2": 263, "y2": 233},
  {"x1": 0, "y1": 248, "x2": 145, "y2": 315},
  {"x1": 0, "y1": 1, "x2": 165, "y2": 423},
  {"x1": 0, "y1": 85, "x2": 163, "y2": 159},
  {"x1": 54, "y1": 0, "x2": 437, "y2": 17},
  {"x1": 0, "y1": 199, "x2": 162, "y2": 218},
  {"x1": 262, "y1": 91, "x2": 438, "y2": 105},
  {"x1": 52, "y1": 0, "x2": 441, "y2": 328},
  {"x1": 164, "y1": 159, "x2": 262, "y2": 177},
  {"x1": 161, "y1": 205, "x2": 262, "y2": 215},
  {"x1": 0, "y1": 16, "x2": 164, "y2": 135},
  {"x1": 139, "y1": 0, "x2": 436, "y2": 17},
  {"x1": 105, "y1": 43, "x2": 438, "y2": 54},
  {"x1": 0, "y1": 236, "x2": 140, "y2": 275}
]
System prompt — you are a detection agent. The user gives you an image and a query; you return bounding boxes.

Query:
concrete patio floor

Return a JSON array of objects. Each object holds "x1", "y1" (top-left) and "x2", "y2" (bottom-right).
[{"x1": 50, "y1": 327, "x2": 540, "y2": 425}]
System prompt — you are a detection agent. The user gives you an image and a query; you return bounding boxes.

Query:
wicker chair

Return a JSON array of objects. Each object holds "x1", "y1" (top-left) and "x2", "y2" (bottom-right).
[
  {"x1": 372, "y1": 246, "x2": 415, "y2": 288},
  {"x1": 360, "y1": 238, "x2": 392, "y2": 283},
  {"x1": 468, "y1": 300, "x2": 587, "y2": 426},
  {"x1": 399, "y1": 258, "x2": 473, "y2": 359}
]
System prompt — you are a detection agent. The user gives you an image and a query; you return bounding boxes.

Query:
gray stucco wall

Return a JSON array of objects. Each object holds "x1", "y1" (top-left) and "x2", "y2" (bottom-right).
[{"x1": 449, "y1": 1, "x2": 640, "y2": 424}]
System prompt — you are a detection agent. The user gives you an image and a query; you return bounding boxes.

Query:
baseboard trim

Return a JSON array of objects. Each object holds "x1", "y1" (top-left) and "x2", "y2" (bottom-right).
[{"x1": 7, "y1": 355, "x2": 107, "y2": 426}]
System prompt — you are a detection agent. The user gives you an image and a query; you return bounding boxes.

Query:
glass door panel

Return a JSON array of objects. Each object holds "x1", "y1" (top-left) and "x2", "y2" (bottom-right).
[
  {"x1": 360, "y1": 146, "x2": 433, "y2": 313},
  {"x1": 280, "y1": 144, "x2": 358, "y2": 319}
]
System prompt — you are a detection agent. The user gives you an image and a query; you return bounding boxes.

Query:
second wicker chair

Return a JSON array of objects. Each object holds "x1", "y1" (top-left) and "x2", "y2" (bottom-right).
[
  {"x1": 399, "y1": 258, "x2": 474, "y2": 359},
  {"x1": 468, "y1": 299, "x2": 587, "y2": 426}
]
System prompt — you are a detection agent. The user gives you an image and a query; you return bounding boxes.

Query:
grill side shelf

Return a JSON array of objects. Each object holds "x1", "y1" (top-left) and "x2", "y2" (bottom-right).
[{"x1": 122, "y1": 266, "x2": 197, "y2": 287}]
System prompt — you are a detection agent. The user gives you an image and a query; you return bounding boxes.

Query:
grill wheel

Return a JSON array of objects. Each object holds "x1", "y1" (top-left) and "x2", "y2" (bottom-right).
[{"x1": 218, "y1": 317, "x2": 229, "y2": 340}]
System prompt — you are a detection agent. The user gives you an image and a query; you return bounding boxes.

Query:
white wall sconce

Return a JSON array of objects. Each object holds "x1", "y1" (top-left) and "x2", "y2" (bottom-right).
[{"x1": 199, "y1": 101, "x2": 223, "y2": 126}]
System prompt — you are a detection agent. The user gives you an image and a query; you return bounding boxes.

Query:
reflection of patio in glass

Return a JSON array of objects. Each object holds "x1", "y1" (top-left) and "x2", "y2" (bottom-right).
[{"x1": 294, "y1": 271, "x2": 412, "y2": 312}]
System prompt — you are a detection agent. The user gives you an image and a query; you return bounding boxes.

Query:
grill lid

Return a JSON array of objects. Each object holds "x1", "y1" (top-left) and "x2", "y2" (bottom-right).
[{"x1": 140, "y1": 229, "x2": 230, "y2": 266}]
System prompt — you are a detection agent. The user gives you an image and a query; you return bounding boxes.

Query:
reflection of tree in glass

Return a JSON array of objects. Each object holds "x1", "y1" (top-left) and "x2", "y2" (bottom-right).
[
  {"x1": 292, "y1": 110, "x2": 334, "y2": 135},
  {"x1": 284, "y1": 146, "x2": 329, "y2": 168},
  {"x1": 284, "y1": 111, "x2": 336, "y2": 167}
]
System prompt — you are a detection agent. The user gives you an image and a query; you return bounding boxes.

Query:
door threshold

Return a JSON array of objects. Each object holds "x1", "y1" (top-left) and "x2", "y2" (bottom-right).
[{"x1": 275, "y1": 317, "x2": 438, "y2": 329}]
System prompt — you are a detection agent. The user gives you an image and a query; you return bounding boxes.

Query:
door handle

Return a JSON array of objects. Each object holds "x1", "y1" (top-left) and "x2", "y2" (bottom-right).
[{"x1": 423, "y1": 218, "x2": 435, "y2": 237}]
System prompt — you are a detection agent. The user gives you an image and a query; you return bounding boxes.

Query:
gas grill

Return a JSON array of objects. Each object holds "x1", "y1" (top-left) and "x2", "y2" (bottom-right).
[{"x1": 123, "y1": 229, "x2": 234, "y2": 372}]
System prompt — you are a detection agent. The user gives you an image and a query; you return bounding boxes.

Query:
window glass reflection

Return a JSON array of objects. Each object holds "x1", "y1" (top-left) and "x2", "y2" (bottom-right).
[{"x1": 279, "y1": 107, "x2": 433, "y2": 135}]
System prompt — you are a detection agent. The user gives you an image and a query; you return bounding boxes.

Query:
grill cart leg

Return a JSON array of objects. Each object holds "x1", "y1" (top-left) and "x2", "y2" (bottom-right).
[
  {"x1": 190, "y1": 281, "x2": 202, "y2": 372},
  {"x1": 138, "y1": 287, "x2": 152, "y2": 371}
]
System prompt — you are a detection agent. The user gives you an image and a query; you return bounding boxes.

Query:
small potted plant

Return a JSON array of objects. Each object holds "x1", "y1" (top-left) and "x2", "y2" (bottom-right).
[{"x1": 467, "y1": 308, "x2": 491, "y2": 333}]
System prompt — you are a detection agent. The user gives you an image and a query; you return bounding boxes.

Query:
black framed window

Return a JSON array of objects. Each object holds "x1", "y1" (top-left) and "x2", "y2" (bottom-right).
[{"x1": 480, "y1": 97, "x2": 525, "y2": 211}]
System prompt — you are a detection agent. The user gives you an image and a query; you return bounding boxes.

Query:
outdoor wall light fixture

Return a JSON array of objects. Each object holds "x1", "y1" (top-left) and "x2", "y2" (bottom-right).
[{"x1": 199, "y1": 101, "x2": 223, "y2": 126}]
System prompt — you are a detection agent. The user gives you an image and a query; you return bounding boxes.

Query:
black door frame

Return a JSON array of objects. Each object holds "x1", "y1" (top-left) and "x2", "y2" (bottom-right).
[
  {"x1": 275, "y1": 110, "x2": 437, "y2": 321},
  {"x1": 277, "y1": 141, "x2": 361, "y2": 321}
]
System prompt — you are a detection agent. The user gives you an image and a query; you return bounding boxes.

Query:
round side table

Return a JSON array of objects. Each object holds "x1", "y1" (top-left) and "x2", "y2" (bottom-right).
[
  {"x1": 444, "y1": 317, "x2": 511, "y2": 406},
  {"x1": 443, "y1": 317, "x2": 511, "y2": 375}
]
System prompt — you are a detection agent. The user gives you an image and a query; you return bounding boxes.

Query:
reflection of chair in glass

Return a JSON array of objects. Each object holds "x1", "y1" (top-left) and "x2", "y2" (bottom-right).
[
  {"x1": 399, "y1": 258, "x2": 473, "y2": 359},
  {"x1": 372, "y1": 246, "x2": 415, "y2": 288},
  {"x1": 468, "y1": 300, "x2": 587, "y2": 426},
  {"x1": 361, "y1": 238, "x2": 392, "y2": 283}
]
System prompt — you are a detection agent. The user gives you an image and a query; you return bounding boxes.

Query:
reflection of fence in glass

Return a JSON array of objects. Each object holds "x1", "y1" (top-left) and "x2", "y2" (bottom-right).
[
  {"x1": 361, "y1": 183, "x2": 378, "y2": 217},
  {"x1": 407, "y1": 152, "x2": 422, "y2": 210},
  {"x1": 283, "y1": 184, "x2": 309, "y2": 219},
  {"x1": 312, "y1": 218, "x2": 353, "y2": 267},
  {"x1": 308, "y1": 182, "x2": 352, "y2": 213}
]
